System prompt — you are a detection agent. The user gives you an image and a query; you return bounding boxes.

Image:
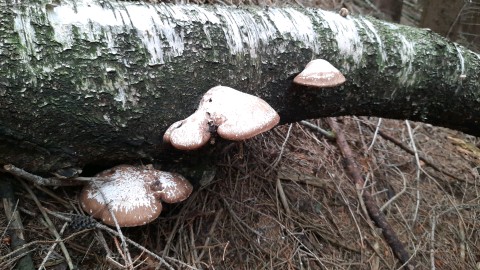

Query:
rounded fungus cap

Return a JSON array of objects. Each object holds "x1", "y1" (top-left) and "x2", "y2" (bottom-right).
[
  {"x1": 199, "y1": 86, "x2": 280, "y2": 141},
  {"x1": 164, "y1": 112, "x2": 211, "y2": 150},
  {"x1": 80, "y1": 165, "x2": 162, "y2": 227},
  {"x1": 80, "y1": 165, "x2": 192, "y2": 227},
  {"x1": 163, "y1": 120, "x2": 183, "y2": 144},
  {"x1": 150, "y1": 172, "x2": 193, "y2": 203},
  {"x1": 163, "y1": 86, "x2": 280, "y2": 149},
  {"x1": 293, "y1": 59, "x2": 346, "y2": 87}
]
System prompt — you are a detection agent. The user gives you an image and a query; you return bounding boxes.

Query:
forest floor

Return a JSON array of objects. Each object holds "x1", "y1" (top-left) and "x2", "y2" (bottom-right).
[{"x1": 1, "y1": 1, "x2": 479, "y2": 270}]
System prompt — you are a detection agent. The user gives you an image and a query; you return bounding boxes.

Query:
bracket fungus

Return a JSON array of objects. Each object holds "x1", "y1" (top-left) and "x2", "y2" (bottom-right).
[
  {"x1": 164, "y1": 86, "x2": 280, "y2": 150},
  {"x1": 339, "y1": 7, "x2": 349, "y2": 17},
  {"x1": 79, "y1": 165, "x2": 192, "y2": 227},
  {"x1": 293, "y1": 59, "x2": 346, "y2": 87},
  {"x1": 163, "y1": 114, "x2": 211, "y2": 151}
]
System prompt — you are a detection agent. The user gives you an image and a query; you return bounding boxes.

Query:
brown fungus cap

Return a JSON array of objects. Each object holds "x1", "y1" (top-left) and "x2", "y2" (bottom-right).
[
  {"x1": 293, "y1": 59, "x2": 346, "y2": 87},
  {"x1": 80, "y1": 165, "x2": 192, "y2": 227},
  {"x1": 163, "y1": 86, "x2": 280, "y2": 149},
  {"x1": 150, "y1": 171, "x2": 193, "y2": 203}
]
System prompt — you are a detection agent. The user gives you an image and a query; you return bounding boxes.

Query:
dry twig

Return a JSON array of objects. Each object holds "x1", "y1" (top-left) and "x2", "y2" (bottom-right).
[
  {"x1": 0, "y1": 177, "x2": 35, "y2": 270},
  {"x1": 362, "y1": 122, "x2": 473, "y2": 184},
  {"x1": 43, "y1": 210, "x2": 183, "y2": 270},
  {"x1": 3, "y1": 164, "x2": 110, "y2": 186},
  {"x1": 19, "y1": 179, "x2": 75, "y2": 270},
  {"x1": 299, "y1": 120, "x2": 336, "y2": 140},
  {"x1": 327, "y1": 117, "x2": 414, "y2": 269},
  {"x1": 38, "y1": 222, "x2": 69, "y2": 270},
  {"x1": 405, "y1": 120, "x2": 422, "y2": 224}
]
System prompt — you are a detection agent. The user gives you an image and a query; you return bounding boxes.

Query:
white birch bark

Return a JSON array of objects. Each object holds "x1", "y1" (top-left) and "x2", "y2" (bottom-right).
[{"x1": 1, "y1": 0, "x2": 479, "y2": 172}]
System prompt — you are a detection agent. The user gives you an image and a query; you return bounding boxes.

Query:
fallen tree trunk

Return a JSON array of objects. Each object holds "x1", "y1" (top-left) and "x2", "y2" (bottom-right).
[{"x1": 0, "y1": 0, "x2": 479, "y2": 173}]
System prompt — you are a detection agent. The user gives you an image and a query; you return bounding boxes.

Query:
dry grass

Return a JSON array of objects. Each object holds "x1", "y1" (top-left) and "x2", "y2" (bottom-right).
[{"x1": 1, "y1": 117, "x2": 479, "y2": 269}]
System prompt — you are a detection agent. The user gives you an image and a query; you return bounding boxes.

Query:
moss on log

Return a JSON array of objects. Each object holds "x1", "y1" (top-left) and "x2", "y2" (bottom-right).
[{"x1": 0, "y1": 0, "x2": 479, "y2": 172}]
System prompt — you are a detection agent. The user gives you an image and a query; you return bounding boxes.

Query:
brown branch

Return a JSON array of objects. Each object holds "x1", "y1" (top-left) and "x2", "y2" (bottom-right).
[
  {"x1": 3, "y1": 164, "x2": 111, "y2": 186},
  {"x1": 327, "y1": 117, "x2": 414, "y2": 269}
]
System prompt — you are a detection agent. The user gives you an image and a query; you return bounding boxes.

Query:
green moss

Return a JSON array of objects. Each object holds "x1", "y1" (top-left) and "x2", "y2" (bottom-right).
[{"x1": 0, "y1": 1, "x2": 479, "y2": 172}]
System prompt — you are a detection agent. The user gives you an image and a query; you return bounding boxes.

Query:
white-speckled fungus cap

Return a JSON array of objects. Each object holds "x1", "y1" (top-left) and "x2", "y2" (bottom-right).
[
  {"x1": 80, "y1": 165, "x2": 192, "y2": 227},
  {"x1": 150, "y1": 171, "x2": 193, "y2": 203},
  {"x1": 294, "y1": 59, "x2": 346, "y2": 87}
]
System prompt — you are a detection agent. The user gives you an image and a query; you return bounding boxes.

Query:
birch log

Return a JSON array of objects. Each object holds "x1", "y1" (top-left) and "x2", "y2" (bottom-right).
[{"x1": 0, "y1": 0, "x2": 479, "y2": 173}]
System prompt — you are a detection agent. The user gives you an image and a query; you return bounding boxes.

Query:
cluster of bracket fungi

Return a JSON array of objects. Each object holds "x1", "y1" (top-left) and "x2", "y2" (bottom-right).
[
  {"x1": 4, "y1": 59, "x2": 345, "y2": 227},
  {"x1": 163, "y1": 85, "x2": 281, "y2": 150},
  {"x1": 163, "y1": 59, "x2": 345, "y2": 151}
]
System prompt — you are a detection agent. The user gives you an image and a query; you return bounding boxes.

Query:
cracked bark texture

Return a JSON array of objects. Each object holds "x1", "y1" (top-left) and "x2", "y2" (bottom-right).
[{"x1": 0, "y1": 0, "x2": 479, "y2": 173}]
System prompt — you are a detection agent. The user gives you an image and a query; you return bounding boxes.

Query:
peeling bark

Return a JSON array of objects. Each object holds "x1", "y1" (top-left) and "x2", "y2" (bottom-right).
[{"x1": 0, "y1": 0, "x2": 479, "y2": 173}]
